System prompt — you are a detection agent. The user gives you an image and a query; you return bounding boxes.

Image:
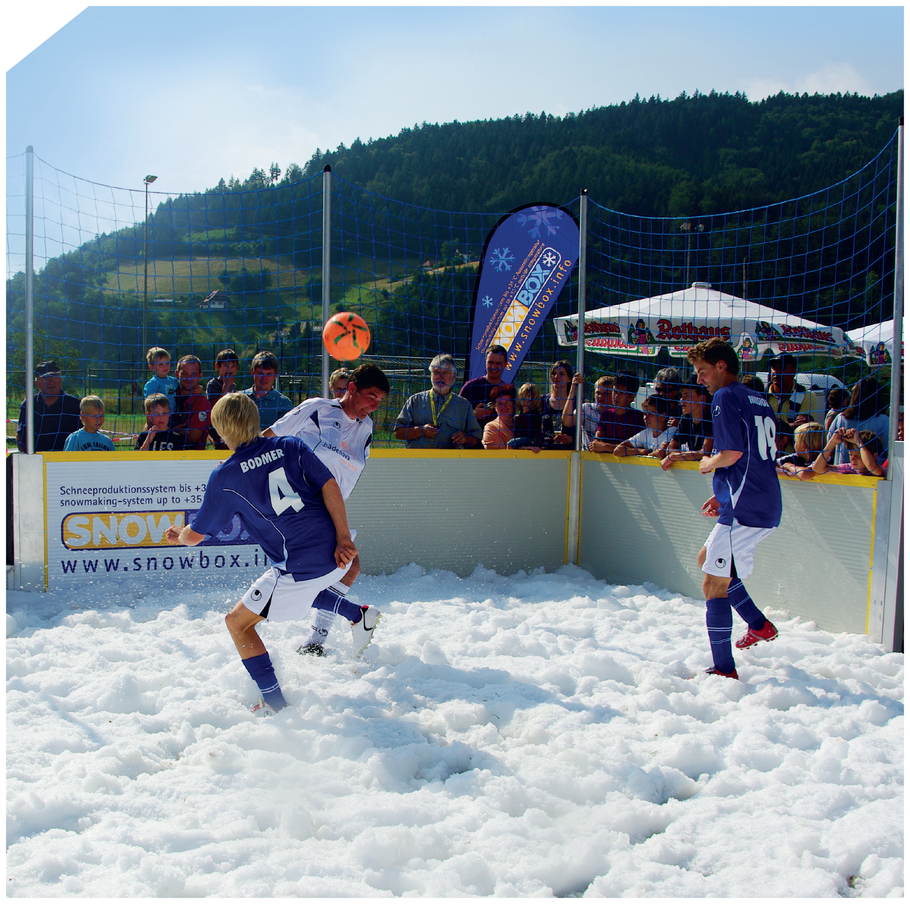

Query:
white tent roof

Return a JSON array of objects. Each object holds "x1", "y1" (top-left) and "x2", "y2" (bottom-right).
[
  {"x1": 846, "y1": 319, "x2": 899, "y2": 366},
  {"x1": 554, "y1": 282, "x2": 852, "y2": 359}
]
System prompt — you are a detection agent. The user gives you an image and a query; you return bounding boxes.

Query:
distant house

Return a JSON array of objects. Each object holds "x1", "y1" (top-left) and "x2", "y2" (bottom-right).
[{"x1": 197, "y1": 289, "x2": 229, "y2": 310}]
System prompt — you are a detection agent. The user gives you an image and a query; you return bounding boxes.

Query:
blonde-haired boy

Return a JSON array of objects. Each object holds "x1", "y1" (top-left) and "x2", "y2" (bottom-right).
[
  {"x1": 63, "y1": 396, "x2": 115, "y2": 451},
  {"x1": 166, "y1": 392, "x2": 382, "y2": 716},
  {"x1": 143, "y1": 347, "x2": 179, "y2": 412}
]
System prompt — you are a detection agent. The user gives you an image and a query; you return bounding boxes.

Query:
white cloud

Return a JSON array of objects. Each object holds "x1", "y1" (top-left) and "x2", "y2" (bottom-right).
[{"x1": 796, "y1": 63, "x2": 871, "y2": 97}]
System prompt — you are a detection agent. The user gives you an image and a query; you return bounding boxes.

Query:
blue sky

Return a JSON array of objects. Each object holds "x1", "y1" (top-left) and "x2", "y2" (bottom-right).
[{"x1": 5, "y1": 5, "x2": 903, "y2": 198}]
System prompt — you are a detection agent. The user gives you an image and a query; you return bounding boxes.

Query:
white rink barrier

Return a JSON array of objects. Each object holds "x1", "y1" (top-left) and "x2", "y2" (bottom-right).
[{"x1": 8, "y1": 444, "x2": 903, "y2": 650}]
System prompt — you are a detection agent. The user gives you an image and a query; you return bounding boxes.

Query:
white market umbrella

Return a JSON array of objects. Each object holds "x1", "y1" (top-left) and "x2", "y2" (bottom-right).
[
  {"x1": 846, "y1": 320, "x2": 900, "y2": 367},
  {"x1": 554, "y1": 282, "x2": 856, "y2": 361}
]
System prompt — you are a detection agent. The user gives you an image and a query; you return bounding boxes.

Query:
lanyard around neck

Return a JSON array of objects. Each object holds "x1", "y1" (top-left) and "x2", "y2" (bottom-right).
[{"x1": 430, "y1": 391, "x2": 453, "y2": 426}]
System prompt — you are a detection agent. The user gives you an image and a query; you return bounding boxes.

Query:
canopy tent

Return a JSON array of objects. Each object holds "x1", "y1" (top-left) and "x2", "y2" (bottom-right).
[
  {"x1": 554, "y1": 282, "x2": 858, "y2": 361},
  {"x1": 846, "y1": 320, "x2": 899, "y2": 367}
]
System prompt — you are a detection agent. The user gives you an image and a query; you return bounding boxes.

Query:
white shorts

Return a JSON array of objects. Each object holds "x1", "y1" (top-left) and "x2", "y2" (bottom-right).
[
  {"x1": 702, "y1": 521, "x2": 777, "y2": 579},
  {"x1": 241, "y1": 562, "x2": 351, "y2": 623}
]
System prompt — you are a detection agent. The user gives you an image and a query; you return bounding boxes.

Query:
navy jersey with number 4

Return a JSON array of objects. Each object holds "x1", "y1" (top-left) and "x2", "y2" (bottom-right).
[
  {"x1": 711, "y1": 381, "x2": 782, "y2": 529},
  {"x1": 190, "y1": 435, "x2": 339, "y2": 578}
]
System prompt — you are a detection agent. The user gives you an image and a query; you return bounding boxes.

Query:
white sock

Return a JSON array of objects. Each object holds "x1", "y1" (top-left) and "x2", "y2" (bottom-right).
[{"x1": 302, "y1": 607, "x2": 337, "y2": 647}]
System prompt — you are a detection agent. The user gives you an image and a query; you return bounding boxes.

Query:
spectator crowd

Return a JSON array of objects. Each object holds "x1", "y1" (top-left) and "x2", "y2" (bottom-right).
[{"x1": 15, "y1": 343, "x2": 898, "y2": 485}]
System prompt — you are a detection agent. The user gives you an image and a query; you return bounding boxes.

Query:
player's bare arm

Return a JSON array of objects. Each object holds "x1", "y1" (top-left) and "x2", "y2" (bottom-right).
[
  {"x1": 320, "y1": 478, "x2": 358, "y2": 567},
  {"x1": 165, "y1": 524, "x2": 206, "y2": 546},
  {"x1": 699, "y1": 448, "x2": 743, "y2": 474}
]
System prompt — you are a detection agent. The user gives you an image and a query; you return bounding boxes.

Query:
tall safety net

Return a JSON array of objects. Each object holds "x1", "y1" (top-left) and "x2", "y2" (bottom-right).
[{"x1": 6, "y1": 133, "x2": 900, "y2": 448}]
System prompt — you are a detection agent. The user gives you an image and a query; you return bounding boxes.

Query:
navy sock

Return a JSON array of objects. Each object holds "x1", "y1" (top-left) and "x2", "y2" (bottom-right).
[
  {"x1": 242, "y1": 652, "x2": 287, "y2": 711},
  {"x1": 727, "y1": 579, "x2": 765, "y2": 631},
  {"x1": 706, "y1": 597, "x2": 736, "y2": 673},
  {"x1": 313, "y1": 587, "x2": 363, "y2": 623}
]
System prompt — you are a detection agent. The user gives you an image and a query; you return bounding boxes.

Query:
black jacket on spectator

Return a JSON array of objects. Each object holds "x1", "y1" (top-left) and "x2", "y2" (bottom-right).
[{"x1": 17, "y1": 393, "x2": 82, "y2": 452}]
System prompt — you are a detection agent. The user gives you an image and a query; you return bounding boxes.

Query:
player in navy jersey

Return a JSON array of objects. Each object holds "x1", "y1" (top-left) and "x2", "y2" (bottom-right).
[
  {"x1": 165, "y1": 393, "x2": 381, "y2": 715},
  {"x1": 686, "y1": 338, "x2": 782, "y2": 679}
]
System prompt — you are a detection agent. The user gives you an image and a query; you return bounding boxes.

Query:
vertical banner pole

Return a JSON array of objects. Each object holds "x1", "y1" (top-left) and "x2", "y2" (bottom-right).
[
  {"x1": 574, "y1": 191, "x2": 589, "y2": 451},
  {"x1": 321, "y1": 165, "x2": 332, "y2": 398},
  {"x1": 887, "y1": 120, "x2": 903, "y2": 467},
  {"x1": 566, "y1": 192, "x2": 588, "y2": 567},
  {"x1": 25, "y1": 146, "x2": 35, "y2": 455}
]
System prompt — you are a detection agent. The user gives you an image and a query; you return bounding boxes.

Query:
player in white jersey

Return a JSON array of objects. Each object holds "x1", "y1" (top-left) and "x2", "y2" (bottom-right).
[{"x1": 265, "y1": 363, "x2": 390, "y2": 655}]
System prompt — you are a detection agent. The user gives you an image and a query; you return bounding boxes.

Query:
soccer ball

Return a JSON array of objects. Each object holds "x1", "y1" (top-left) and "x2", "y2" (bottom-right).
[{"x1": 322, "y1": 312, "x2": 371, "y2": 361}]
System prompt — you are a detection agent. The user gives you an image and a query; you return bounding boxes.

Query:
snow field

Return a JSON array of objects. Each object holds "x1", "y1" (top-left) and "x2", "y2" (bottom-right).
[{"x1": 6, "y1": 563, "x2": 904, "y2": 897}]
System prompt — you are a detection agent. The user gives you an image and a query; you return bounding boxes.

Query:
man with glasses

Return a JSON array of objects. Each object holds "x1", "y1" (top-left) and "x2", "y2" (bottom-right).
[
  {"x1": 16, "y1": 361, "x2": 82, "y2": 453},
  {"x1": 459, "y1": 344, "x2": 508, "y2": 431},
  {"x1": 395, "y1": 354, "x2": 482, "y2": 449}
]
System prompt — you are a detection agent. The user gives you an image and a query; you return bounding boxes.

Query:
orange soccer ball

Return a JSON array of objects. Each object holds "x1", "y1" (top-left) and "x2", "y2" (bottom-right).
[{"x1": 322, "y1": 312, "x2": 371, "y2": 361}]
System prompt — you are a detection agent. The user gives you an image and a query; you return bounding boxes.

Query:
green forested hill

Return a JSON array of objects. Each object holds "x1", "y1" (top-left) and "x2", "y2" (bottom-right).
[
  {"x1": 6, "y1": 90, "x2": 903, "y2": 383},
  {"x1": 290, "y1": 90, "x2": 903, "y2": 215}
]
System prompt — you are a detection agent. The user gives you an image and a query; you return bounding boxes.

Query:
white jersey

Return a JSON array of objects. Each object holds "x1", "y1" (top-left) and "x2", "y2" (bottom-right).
[{"x1": 269, "y1": 397, "x2": 372, "y2": 500}]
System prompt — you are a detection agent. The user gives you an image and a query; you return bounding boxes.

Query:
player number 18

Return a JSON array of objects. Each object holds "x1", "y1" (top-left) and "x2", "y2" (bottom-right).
[{"x1": 754, "y1": 416, "x2": 777, "y2": 461}]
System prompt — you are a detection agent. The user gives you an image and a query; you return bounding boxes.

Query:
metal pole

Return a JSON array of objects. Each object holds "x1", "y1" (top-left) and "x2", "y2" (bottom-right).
[
  {"x1": 574, "y1": 192, "x2": 589, "y2": 451},
  {"x1": 321, "y1": 165, "x2": 332, "y2": 397},
  {"x1": 887, "y1": 120, "x2": 904, "y2": 475},
  {"x1": 25, "y1": 146, "x2": 35, "y2": 455},
  {"x1": 567, "y1": 192, "x2": 589, "y2": 567}
]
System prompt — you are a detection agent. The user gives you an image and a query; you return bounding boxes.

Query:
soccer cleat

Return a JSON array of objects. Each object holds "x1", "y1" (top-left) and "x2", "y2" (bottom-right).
[
  {"x1": 351, "y1": 605, "x2": 381, "y2": 658},
  {"x1": 735, "y1": 619, "x2": 779, "y2": 650},
  {"x1": 297, "y1": 642, "x2": 326, "y2": 657},
  {"x1": 704, "y1": 667, "x2": 739, "y2": 680},
  {"x1": 250, "y1": 698, "x2": 277, "y2": 717}
]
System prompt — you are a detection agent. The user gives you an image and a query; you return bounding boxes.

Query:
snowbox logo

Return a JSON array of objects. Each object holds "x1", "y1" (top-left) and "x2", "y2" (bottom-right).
[
  {"x1": 713, "y1": 405, "x2": 722, "y2": 418},
  {"x1": 715, "y1": 557, "x2": 726, "y2": 569},
  {"x1": 63, "y1": 511, "x2": 185, "y2": 550}
]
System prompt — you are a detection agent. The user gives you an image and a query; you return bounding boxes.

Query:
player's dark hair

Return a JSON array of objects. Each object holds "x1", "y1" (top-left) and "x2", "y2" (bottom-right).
[
  {"x1": 486, "y1": 344, "x2": 508, "y2": 359},
  {"x1": 687, "y1": 338, "x2": 740, "y2": 376},
  {"x1": 250, "y1": 351, "x2": 279, "y2": 372},
  {"x1": 348, "y1": 363, "x2": 390, "y2": 394},
  {"x1": 215, "y1": 348, "x2": 239, "y2": 364}
]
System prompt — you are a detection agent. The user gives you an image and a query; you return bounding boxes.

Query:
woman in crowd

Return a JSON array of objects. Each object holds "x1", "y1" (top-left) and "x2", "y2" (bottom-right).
[
  {"x1": 542, "y1": 360, "x2": 574, "y2": 447},
  {"x1": 826, "y1": 376, "x2": 889, "y2": 466},
  {"x1": 482, "y1": 384, "x2": 518, "y2": 449}
]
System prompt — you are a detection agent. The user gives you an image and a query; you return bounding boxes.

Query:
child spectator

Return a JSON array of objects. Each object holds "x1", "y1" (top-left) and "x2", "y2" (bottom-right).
[
  {"x1": 590, "y1": 371, "x2": 644, "y2": 453},
  {"x1": 814, "y1": 428, "x2": 884, "y2": 477},
  {"x1": 509, "y1": 383, "x2": 545, "y2": 450},
  {"x1": 172, "y1": 355, "x2": 211, "y2": 450},
  {"x1": 561, "y1": 373, "x2": 609, "y2": 449},
  {"x1": 143, "y1": 347, "x2": 179, "y2": 413},
  {"x1": 136, "y1": 393, "x2": 186, "y2": 452},
  {"x1": 243, "y1": 351, "x2": 293, "y2": 430},
  {"x1": 329, "y1": 368, "x2": 348, "y2": 399},
  {"x1": 777, "y1": 421, "x2": 825, "y2": 480},
  {"x1": 660, "y1": 375, "x2": 714, "y2": 469},
  {"x1": 207, "y1": 349, "x2": 240, "y2": 449},
  {"x1": 826, "y1": 376, "x2": 889, "y2": 467},
  {"x1": 614, "y1": 395, "x2": 677, "y2": 457},
  {"x1": 63, "y1": 396, "x2": 115, "y2": 452}
]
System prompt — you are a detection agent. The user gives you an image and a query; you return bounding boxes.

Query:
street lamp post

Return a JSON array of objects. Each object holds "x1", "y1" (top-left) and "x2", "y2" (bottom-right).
[
  {"x1": 680, "y1": 221, "x2": 704, "y2": 286},
  {"x1": 142, "y1": 175, "x2": 157, "y2": 355}
]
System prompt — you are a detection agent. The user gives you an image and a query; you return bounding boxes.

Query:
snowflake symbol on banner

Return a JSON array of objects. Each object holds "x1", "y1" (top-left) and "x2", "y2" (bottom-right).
[
  {"x1": 517, "y1": 206, "x2": 563, "y2": 239},
  {"x1": 489, "y1": 248, "x2": 515, "y2": 272},
  {"x1": 481, "y1": 295, "x2": 494, "y2": 308},
  {"x1": 542, "y1": 251, "x2": 558, "y2": 267}
]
